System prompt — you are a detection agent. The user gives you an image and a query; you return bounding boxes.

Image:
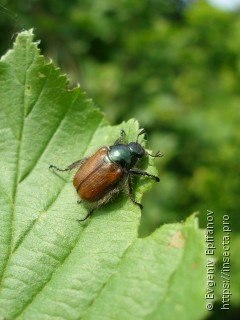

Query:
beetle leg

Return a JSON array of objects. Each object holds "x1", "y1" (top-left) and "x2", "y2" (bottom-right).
[
  {"x1": 77, "y1": 208, "x2": 95, "y2": 222},
  {"x1": 136, "y1": 129, "x2": 146, "y2": 143},
  {"x1": 114, "y1": 129, "x2": 126, "y2": 145},
  {"x1": 49, "y1": 158, "x2": 87, "y2": 172},
  {"x1": 120, "y1": 129, "x2": 126, "y2": 138},
  {"x1": 146, "y1": 150, "x2": 163, "y2": 158},
  {"x1": 130, "y1": 168, "x2": 160, "y2": 182},
  {"x1": 127, "y1": 174, "x2": 143, "y2": 210}
]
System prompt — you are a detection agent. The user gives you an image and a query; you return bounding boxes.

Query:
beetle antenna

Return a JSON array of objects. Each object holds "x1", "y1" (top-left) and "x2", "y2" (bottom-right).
[
  {"x1": 147, "y1": 151, "x2": 163, "y2": 158},
  {"x1": 136, "y1": 129, "x2": 146, "y2": 143}
]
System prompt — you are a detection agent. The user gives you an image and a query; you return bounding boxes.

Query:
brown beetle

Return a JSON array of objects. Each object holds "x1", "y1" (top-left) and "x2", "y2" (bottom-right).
[{"x1": 50, "y1": 129, "x2": 162, "y2": 221}]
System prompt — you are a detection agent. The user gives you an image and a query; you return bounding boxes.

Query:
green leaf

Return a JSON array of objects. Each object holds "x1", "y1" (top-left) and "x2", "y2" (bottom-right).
[{"x1": 0, "y1": 30, "x2": 206, "y2": 320}]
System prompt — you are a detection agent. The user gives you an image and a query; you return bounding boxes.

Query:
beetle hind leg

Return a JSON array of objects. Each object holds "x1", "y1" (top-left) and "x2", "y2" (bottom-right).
[
  {"x1": 49, "y1": 158, "x2": 87, "y2": 172},
  {"x1": 77, "y1": 186, "x2": 121, "y2": 223},
  {"x1": 49, "y1": 164, "x2": 70, "y2": 172},
  {"x1": 77, "y1": 208, "x2": 95, "y2": 222}
]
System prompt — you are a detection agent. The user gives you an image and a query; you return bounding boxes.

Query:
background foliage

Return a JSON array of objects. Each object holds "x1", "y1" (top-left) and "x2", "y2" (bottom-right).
[{"x1": 1, "y1": 0, "x2": 239, "y2": 318}]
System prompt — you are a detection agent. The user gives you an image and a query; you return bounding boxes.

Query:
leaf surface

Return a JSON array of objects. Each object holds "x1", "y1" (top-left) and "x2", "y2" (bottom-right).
[{"x1": 0, "y1": 30, "x2": 206, "y2": 320}]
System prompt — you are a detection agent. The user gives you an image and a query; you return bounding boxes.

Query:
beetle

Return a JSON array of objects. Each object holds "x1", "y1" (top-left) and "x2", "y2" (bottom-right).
[{"x1": 49, "y1": 129, "x2": 162, "y2": 221}]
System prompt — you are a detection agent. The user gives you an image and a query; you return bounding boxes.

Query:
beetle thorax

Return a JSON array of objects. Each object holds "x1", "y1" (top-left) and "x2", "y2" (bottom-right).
[{"x1": 107, "y1": 144, "x2": 135, "y2": 169}]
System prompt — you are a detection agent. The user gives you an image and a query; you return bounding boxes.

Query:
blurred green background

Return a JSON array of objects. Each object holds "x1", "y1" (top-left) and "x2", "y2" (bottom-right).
[{"x1": 1, "y1": 0, "x2": 239, "y2": 318}]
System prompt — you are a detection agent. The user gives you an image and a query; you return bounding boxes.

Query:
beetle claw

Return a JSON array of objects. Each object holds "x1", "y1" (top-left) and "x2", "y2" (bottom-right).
[{"x1": 77, "y1": 215, "x2": 89, "y2": 223}]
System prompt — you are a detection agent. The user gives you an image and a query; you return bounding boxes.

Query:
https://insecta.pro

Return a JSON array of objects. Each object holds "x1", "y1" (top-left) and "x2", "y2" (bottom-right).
[{"x1": 49, "y1": 129, "x2": 162, "y2": 221}]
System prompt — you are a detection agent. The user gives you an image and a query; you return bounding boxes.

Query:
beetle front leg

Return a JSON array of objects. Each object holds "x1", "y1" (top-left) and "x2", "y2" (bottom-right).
[
  {"x1": 127, "y1": 174, "x2": 143, "y2": 210},
  {"x1": 130, "y1": 168, "x2": 160, "y2": 182},
  {"x1": 114, "y1": 129, "x2": 126, "y2": 145},
  {"x1": 49, "y1": 158, "x2": 87, "y2": 172}
]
